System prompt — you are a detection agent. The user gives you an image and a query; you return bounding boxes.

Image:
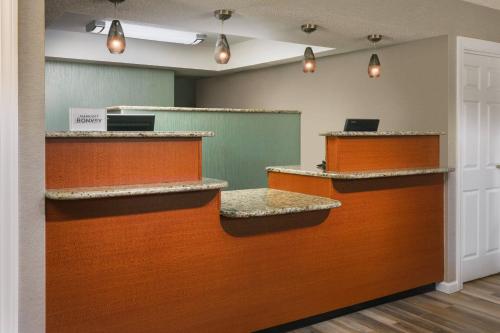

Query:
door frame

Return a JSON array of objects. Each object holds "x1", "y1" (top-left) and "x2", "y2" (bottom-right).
[
  {"x1": 453, "y1": 36, "x2": 500, "y2": 292},
  {"x1": 0, "y1": 0, "x2": 19, "y2": 331}
]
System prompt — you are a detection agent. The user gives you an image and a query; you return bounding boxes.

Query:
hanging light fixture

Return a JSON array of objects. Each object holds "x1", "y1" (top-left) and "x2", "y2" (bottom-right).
[
  {"x1": 367, "y1": 34, "x2": 383, "y2": 78},
  {"x1": 214, "y1": 9, "x2": 233, "y2": 64},
  {"x1": 107, "y1": 0, "x2": 126, "y2": 54},
  {"x1": 301, "y1": 24, "x2": 318, "y2": 73}
]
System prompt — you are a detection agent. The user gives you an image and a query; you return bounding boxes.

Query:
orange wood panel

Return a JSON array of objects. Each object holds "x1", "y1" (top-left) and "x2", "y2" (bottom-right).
[
  {"x1": 325, "y1": 136, "x2": 440, "y2": 171},
  {"x1": 47, "y1": 172, "x2": 444, "y2": 333},
  {"x1": 268, "y1": 171, "x2": 444, "y2": 323},
  {"x1": 46, "y1": 191, "x2": 222, "y2": 333},
  {"x1": 267, "y1": 171, "x2": 333, "y2": 198},
  {"x1": 46, "y1": 137, "x2": 202, "y2": 189}
]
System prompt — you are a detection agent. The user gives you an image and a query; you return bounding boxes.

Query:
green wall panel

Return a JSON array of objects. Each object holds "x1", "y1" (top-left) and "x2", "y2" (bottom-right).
[
  {"x1": 174, "y1": 76, "x2": 197, "y2": 107},
  {"x1": 122, "y1": 110, "x2": 301, "y2": 190},
  {"x1": 45, "y1": 61, "x2": 175, "y2": 130},
  {"x1": 45, "y1": 61, "x2": 300, "y2": 189}
]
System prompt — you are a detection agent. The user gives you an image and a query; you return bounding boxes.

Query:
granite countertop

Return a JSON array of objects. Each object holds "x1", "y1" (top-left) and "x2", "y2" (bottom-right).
[
  {"x1": 266, "y1": 165, "x2": 452, "y2": 180},
  {"x1": 106, "y1": 105, "x2": 301, "y2": 114},
  {"x1": 220, "y1": 188, "x2": 341, "y2": 218},
  {"x1": 319, "y1": 131, "x2": 446, "y2": 136},
  {"x1": 46, "y1": 131, "x2": 215, "y2": 138},
  {"x1": 46, "y1": 178, "x2": 228, "y2": 200}
]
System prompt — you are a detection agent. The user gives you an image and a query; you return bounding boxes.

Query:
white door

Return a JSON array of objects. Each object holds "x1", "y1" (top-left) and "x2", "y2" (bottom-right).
[{"x1": 461, "y1": 48, "x2": 500, "y2": 282}]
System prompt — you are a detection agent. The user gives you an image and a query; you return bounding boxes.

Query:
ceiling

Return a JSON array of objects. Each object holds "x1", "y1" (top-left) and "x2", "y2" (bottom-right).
[
  {"x1": 45, "y1": 0, "x2": 500, "y2": 75},
  {"x1": 46, "y1": 0, "x2": 447, "y2": 50},
  {"x1": 48, "y1": 12, "x2": 252, "y2": 45}
]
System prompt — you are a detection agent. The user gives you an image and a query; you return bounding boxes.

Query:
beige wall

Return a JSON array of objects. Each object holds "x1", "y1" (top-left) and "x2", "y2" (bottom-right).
[
  {"x1": 19, "y1": 0, "x2": 45, "y2": 332},
  {"x1": 197, "y1": 0, "x2": 500, "y2": 292},
  {"x1": 197, "y1": 36, "x2": 449, "y2": 168},
  {"x1": 15, "y1": 2, "x2": 500, "y2": 325},
  {"x1": 197, "y1": 35, "x2": 457, "y2": 282}
]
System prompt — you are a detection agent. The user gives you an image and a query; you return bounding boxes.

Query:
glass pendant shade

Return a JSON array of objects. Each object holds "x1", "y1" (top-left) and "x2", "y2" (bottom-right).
[
  {"x1": 107, "y1": 19, "x2": 126, "y2": 54},
  {"x1": 303, "y1": 47, "x2": 316, "y2": 73},
  {"x1": 368, "y1": 53, "x2": 381, "y2": 78},
  {"x1": 214, "y1": 34, "x2": 231, "y2": 64}
]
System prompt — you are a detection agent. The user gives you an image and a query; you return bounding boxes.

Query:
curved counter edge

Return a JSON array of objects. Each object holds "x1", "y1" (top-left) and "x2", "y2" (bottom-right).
[
  {"x1": 107, "y1": 106, "x2": 301, "y2": 114},
  {"x1": 46, "y1": 131, "x2": 215, "y2": 138},
  {"x1": 46, "y1": 178, "x2": 228, "y2": 200},
  {"x1": 220, "y1": 188, "x2": 341, "y2": 218},
  {"x1": 319, "y1": 131, "x2": 446, "y2": 137},
  {"x1": 266, "y1": 166, "x2": 453, "y2": 180}
]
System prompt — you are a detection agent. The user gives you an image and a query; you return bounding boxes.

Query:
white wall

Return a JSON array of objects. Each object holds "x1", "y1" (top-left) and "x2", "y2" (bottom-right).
[
  {"x1": 0, "y1": 0, "x2": 19, "y2": 331},
  {"x1": 197, "y1": 36, "x2": 449, "y2": 168}
]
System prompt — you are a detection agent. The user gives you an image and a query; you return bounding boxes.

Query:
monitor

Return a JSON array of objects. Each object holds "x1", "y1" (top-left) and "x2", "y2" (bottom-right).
[
  {"x1": 107, "y1": 114, "x2": 155, "y2": 131},
  {"x1": 344, "y1": 119, "x2": 379, "y2": 132}
]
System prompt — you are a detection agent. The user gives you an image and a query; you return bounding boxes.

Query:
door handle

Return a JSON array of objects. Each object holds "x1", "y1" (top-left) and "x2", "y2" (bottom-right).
[{"x1": 497, "y1": 164, "x2": 500, "y2": 169}]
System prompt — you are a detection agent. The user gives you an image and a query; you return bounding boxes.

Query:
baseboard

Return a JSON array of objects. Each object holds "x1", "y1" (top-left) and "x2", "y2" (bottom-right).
[
  {"x1": 436, "y1": 280, "x2": 461, "y2": 294},
  {"x1": 256, "y1": 284, "x2": 435, "y2": 333}
]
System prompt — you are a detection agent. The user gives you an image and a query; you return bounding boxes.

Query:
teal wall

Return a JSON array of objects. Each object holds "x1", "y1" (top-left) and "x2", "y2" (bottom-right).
[
  {"x1": 122, "y1": 109, "x2": 301, "y2": 190},
  {"x1": 45, "y1": 61, "x2": 301, "y2": 189},
  {"x1": 45, "y1": 61, "x2": 175, "y2": 130}
]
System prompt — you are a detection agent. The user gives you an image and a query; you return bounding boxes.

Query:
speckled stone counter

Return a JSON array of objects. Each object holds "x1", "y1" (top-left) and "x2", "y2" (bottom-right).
[
  {"x1": 106, "y1": 106, "x2": 301, "y2": 114},
  {"x1": 46, "y1": 178, "x2": 228, "y2": 200},
  {"x1": 46, "y1": 130, "x2": 214, "y2": 138},
  {"x1": 266, "y1": 165, "x2": 451, "y2": 180},
  {"x1": 319, "y1": 131, "x2": 445, "y2": 136},
  {"x1": 220, "y1": 188, "x2": 341, "y2": 218}
]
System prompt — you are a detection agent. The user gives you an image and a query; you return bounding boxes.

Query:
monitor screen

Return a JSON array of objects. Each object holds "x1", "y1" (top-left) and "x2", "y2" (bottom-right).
[
  {"x1": 344, "y1": 119, "x2": 379, "y2": 132},
  {"x1": 107, "y1": 114, "x2": 155, "y2": 131}
]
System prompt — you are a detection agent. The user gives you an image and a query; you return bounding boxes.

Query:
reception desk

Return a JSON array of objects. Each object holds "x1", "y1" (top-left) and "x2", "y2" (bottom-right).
[
  {"x1": 266, "y1": 131, "x2": 448, "y2": 328},
  {"x1": 45, "y1": 131, "x2": 340, "y2": 333},
  {"x1": 45, "y1": 130, "x2": 448, "y2": 332},
  {"x1": 45, "y1": 131, "x2": 227, "y2": 332}
]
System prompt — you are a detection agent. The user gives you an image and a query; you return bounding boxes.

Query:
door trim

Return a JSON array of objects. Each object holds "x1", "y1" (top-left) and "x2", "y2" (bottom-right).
[
  {"x1": 452, "y1": 36, "x2": 500, "y2": 292},
  {"x1": 0, "y1": 0, "x2": 19, "y2": 331}
]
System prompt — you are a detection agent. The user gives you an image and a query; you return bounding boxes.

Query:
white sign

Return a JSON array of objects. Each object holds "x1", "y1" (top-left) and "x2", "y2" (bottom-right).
[{"x1": 69, "y1": 108, "x2": 107, "y2": 131}]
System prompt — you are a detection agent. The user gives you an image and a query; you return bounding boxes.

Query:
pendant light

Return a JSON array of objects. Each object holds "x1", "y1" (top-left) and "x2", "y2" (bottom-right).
[
  {"x1": 367, "y1": 34, "x2": 383, "y2": 78},
  {"x1": 214, "y1": 9, "x2": 233, "y2": 64},
  {"x1": 301, "y1": 24, "x2": 317, "y2": 73},
  {"x1": 107, "y1": 0, "x2": 126, "y2": 54}
]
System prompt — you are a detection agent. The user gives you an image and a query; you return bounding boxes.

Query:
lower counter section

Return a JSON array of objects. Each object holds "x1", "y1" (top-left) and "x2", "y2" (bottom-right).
[
  {"x1": 267, "y1": 171, "x2": 444, "y2": 306},
  {"x1": 46, "y1": 190, "x2": 223, "y2": 333},
  {"x1": 47, "y1": 173, "x2": 443, "y2": 333}
]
